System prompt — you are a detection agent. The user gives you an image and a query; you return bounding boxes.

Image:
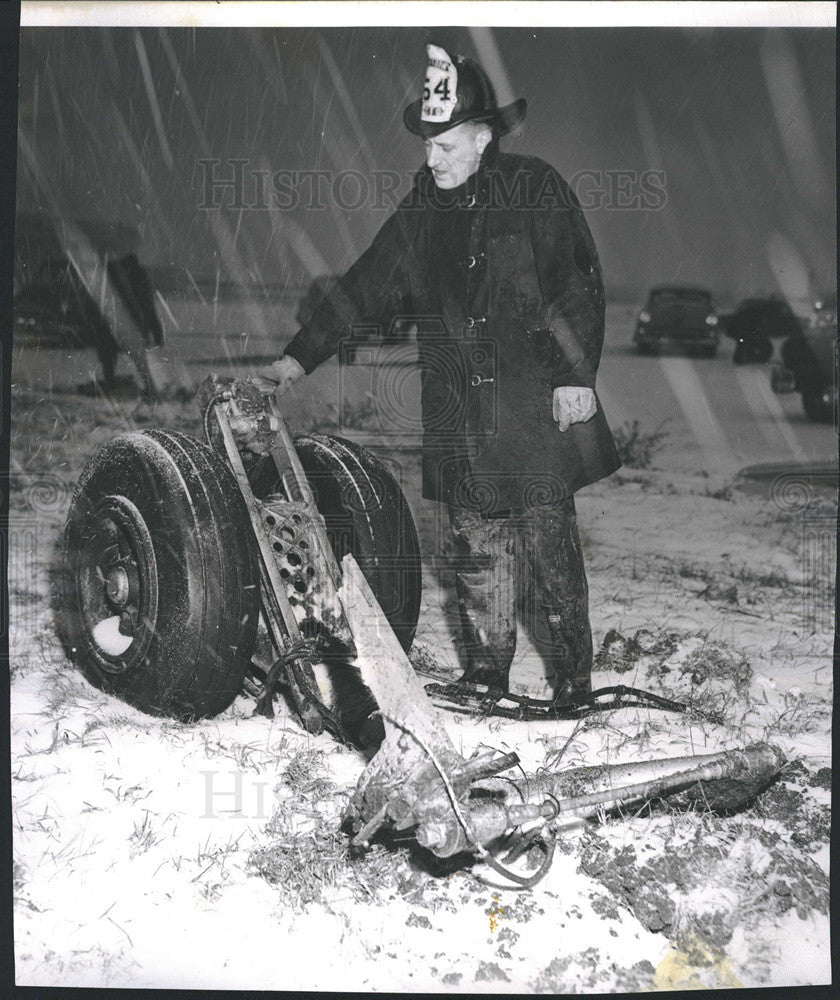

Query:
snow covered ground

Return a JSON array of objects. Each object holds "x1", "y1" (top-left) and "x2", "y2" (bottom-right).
[{"x1": 9, "y1": 386, "x2": 834, "y2": 992}]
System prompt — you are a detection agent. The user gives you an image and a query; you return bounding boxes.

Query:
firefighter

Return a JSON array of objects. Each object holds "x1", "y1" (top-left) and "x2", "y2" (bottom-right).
[{"x1": 256, "y1": 44, "x2": 620, "y2": 705}]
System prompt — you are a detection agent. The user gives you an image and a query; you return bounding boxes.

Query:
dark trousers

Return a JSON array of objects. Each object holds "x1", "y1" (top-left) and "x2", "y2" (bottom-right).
[{"x1": 448, "y1": 499, "x2": 592, "y2": 700}]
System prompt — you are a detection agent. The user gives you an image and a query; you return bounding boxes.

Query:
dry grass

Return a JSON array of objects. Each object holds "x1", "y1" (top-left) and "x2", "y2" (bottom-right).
[
  {"x1": 760, "y1": 690, "x2": 830, "y2": 740},
  {"x1": 280, "y1": 746, "x2": 335, "y2": 796},
  {"x1": 249, "y1": 809, "x2": 409, "y2": 910},
  {"x1": 611, "y1": 419, "x2": 670, "y2": 469},
  {"x1": 408, "y1": 641, "x2": 450, "y2": 679},
  {"x1": 247, "y1": 744, "x2": 414, "y2": 908},
  {"x1": 129, "y1": 811, "x2": 160, "y2": 856},
  {"x1": 197, "y1": 732, "x2": 284, "y2": 772}
]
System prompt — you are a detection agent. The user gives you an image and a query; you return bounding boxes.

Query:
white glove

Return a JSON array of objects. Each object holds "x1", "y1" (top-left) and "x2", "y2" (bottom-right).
[
  {"x1": 552, "y1": 386, "x2": 597, "y2": 432},
  {"x1": 250, "y1": 355, "x2": 306, "y2": 401}
]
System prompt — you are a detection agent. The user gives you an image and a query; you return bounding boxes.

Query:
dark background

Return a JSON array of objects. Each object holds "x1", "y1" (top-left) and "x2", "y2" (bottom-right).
[{"x1": 14, "y1": 25, "x2": 836, "y2": 305}]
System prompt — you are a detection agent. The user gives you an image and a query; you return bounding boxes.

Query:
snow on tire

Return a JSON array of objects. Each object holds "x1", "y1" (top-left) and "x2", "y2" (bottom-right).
[{"x1": 56, "y1": 429, "x2": 259, "y2": 720}]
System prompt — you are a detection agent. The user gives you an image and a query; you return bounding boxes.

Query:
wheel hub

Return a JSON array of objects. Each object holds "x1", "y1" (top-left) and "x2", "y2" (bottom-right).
[
  {"x1": 105, "y1": 566, "x2": 131, "y2": 606},
  {"x1": 75, "y1": 494, "x2": 159, "y2": 672}
]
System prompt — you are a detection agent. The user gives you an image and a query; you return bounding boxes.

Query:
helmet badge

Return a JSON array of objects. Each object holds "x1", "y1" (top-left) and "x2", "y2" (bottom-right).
[{"x1": 421, "y1": 44, "x2": 458, "y2": 124}]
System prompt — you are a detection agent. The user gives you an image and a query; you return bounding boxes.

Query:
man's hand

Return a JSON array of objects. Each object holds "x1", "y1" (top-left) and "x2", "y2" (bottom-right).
[
  {"x1": 250, "y1": 355, "x2": 306, "y2": 401},
  {"x1": 552, "y1": 386, "x2": 596, "y2": 432}
]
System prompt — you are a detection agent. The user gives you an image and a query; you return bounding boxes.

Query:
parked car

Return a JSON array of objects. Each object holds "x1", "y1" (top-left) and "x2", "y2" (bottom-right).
[
  {"x1": 722, "y1": 295, "x2": 801, "y2": 364},
  {"x1": 772, "y1": 292, "x2": 837, "y2": 423},
  {"x1": 633, "y1": 286, "x2": 719, "y2": 357}
]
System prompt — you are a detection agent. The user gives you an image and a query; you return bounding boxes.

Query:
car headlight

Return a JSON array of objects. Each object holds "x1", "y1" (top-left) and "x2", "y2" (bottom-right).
[
  {"x1": 638, "y1": 311, "x2": 651, "y2": 324},
  {"x1": 705, "y1": 315, "x2": 718, "y2": 326}
]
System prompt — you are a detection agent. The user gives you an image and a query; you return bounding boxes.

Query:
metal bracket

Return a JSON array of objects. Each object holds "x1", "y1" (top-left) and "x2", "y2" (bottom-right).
[{"x1": 198, "y1": 375, "x2": 337, "y2": 734}]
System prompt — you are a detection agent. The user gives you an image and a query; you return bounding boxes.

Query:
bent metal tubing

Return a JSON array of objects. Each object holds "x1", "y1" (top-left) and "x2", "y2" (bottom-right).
[{"x1": 357, "y1": 742, "x2": 785, "y2": 860}]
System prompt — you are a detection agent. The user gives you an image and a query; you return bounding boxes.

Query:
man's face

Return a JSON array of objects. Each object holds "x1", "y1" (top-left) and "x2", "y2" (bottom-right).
[{"x1": 424, "y1": 122, "x2": 489, "y2": 189}]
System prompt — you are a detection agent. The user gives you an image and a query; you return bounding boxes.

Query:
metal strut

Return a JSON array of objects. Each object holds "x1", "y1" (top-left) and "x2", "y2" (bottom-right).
[{"x1": 199, "y1": 377, "x2": 341, "y2": 735}]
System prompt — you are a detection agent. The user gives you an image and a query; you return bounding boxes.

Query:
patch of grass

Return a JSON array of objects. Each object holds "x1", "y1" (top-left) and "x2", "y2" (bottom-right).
[
  {"x1": 593, "y1": 627, "x2": 755, "y2": 730},
  {"x1": 104, "y1": 782, "x2": 150, "y2": 804},
  {"x1": 680, "y1": 642, "x2": 753, "y2": 696},
  {"x1": 728, "y1": 563, "x2": 795, "y2": 589},
  {"x1": 678, "y1": 563, "x2": 711, "y2": 582},
  {"x1": 29, "y1": 942, "x2": 136, "y2": 983},
  {"x1": 536, "y1": 720, "x2": 586, "y2": 770},
  {"x1": 340, "y1": 393, "x2": 379, "y2": 430},
  {"x1": 761, "y1": 690, "x2": 829, "y2": 740},
  {"x1": 612, "y1": 419, "x2": 670, "y2": 469},
  {"x1": 249, "y1": 825, "x2": 349, "y2": 906},
  {"x1": 280, "y1": 747, "x2": 335, "y2": 798},
  {"x1": 198, "y1": 732, "x2": 278, "y2": 772},
  {"x1": 251, "y1": 744, "x2": 414, "y2": 908},
  {"x1": 408, "y1": 641, "x2": 449, "y2": 680},
  {"x1": 129, "y1": 811, "x2": 160, "y2": 856},
  {"x1": 13, "y1": 861, "x2": 27, "y2": 894},
  {"x1": 189, "y1": 831, "x2": 247, "y2": 902},
  {"x1": 36, "y1": 651, "x2": 109, "y2": 720},
  {"x1": 249, "y1": 824, "x2": 406, "y2": 909}
]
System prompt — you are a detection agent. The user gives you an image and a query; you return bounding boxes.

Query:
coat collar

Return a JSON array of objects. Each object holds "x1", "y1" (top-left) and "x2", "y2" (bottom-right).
[{"x1": 414, "y1": 143, "x2": 499, "y2": 209}]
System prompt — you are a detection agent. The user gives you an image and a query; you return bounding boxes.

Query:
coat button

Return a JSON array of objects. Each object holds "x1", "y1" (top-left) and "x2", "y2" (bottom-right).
[{"x1": 464, "y1": 194, "x2": 477, "y2": 208}]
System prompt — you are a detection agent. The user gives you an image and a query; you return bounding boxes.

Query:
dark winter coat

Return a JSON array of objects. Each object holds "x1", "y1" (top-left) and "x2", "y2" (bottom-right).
[{"x1": 283, "y1": 145, "x2": 621, "y2": 512}]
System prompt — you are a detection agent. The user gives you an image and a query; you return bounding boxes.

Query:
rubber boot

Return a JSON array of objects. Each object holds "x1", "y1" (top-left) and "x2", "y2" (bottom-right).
[
  {"x1": 448, "y1": 505, "x2": 517, "y2": 693},
  {"x1": 519, "y1": 500, "x2": 594, "y2": 706}
]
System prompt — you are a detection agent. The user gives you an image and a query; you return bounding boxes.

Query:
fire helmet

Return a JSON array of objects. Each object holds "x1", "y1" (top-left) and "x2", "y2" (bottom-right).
[{"x1": 403, "y1": 43, "x2": 527, "y2": 138}]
